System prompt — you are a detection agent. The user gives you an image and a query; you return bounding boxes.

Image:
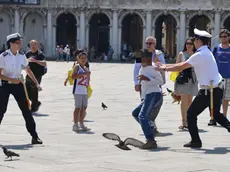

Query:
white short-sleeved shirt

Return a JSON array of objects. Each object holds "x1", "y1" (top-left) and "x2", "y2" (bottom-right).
[
  {"x1": 186, "y1": 45, "x2": 222, "y2": 87},
  {"x1": 0, "y1": 49, "x2": 28, "y2": 79}
]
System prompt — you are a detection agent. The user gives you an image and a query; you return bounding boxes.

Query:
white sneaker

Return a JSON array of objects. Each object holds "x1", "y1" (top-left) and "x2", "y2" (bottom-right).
[
  {"x1": 80, "y1": 124, "x2": 91, "y2": 131},
  {"x1": 72, "y1": 124, "x2": 81, "y2": 132}
]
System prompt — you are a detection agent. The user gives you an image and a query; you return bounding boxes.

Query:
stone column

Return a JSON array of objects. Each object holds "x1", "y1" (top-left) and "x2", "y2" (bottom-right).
[
  {"x1": 76, "y1": 24, "x2": 80, "y2": 49},
  {"x1": 146, "y1": 10, "x2": 152, "y2": 37},
  {"x1": 213, "y1": 10, "x2": 221, "y2": 47},
  {"x1": 109, "y1": 24, "x2": 112, "y2": 47},
  {"x1": 118, "y1": 25, "x2": 122, "y2": 57},
  {"x1": 176, "y1": 26, "x2": 180, "y2": 55},
  {"x1": 43, "y1": 24, "x2": 47, "y2": 52},
  {"x1": 46, "y1": 9, "x2": 53, "y2": 57},
  {"x1": 152, "y1": 26, "x2": 156, "y2": 38},
  {"x1": 186, "y1": 25, "x2": 189, "y2": 39},
  {"x1": 79, "y1": 9, "x2": 85, "y2": 49},
  {"x1": 14, "y1": 8, "x2": 20, "y2": 33},
  {"x1": 112, "y1": 9, "x2": 118, "y2": 59},
  {"x1": 142, "y1": 25, "x2": 146, "y2": 48},
  {"x1": 85, "y1": 24, "x2": 89, "y2": 50},
  {"x1": 52, "y1": 24, "x2": 56, "y2": 57},
  {"x1": 179, "y1": 10, "x2": 186, "y2": 52}
]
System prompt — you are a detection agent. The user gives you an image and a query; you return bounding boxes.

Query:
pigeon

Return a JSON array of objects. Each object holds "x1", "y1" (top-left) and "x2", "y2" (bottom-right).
[
  {"x1": 1, "y1": 146, "x2": 20, "y2": 160},
  {"x1": 101, "y1": 102, "x2": 108, "y2": 110},
  {"x1": 166, "y1": 88, "x2": 181, "y2": 104},
  {"x1": 102, "y1": 133, "x2": 144, "y2": 150}
]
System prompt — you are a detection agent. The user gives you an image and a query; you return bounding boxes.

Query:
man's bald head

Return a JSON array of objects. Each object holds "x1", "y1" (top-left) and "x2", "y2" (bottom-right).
[
  {"x1": 145, "y1": 36, "x2": 156, "y2": 52},
  {"x1": 30, "y1": 40, "x2": 38, "y2": 52}
]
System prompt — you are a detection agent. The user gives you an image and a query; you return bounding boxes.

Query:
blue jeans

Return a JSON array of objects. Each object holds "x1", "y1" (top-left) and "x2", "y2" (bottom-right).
[
  {"x1": 66, "y1": 54, "x2": 71, "y2": 62},
  {"x1": 132, "y1": 92, "x2": 163, "y2": 141}
]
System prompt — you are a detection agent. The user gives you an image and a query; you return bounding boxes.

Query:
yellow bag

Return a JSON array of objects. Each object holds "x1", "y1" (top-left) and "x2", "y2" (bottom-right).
[
  {"x1": 68, "y1": 70, "x2": 73, "y2": 85},
  {"x1": 88, "y1": 85, "x2": 93, "y2": 99},
  {"x1": 170, "y1": 71, "x2": 179, "y2": 82}
]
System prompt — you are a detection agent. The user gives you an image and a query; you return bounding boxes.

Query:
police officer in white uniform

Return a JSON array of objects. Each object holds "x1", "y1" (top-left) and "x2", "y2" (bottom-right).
[
  {"x1": 156, "y1": 28, "x2": 230, "y2": 148},
  {"x1": 0, "y1": 33, "x2": 43, "y2": 144}
]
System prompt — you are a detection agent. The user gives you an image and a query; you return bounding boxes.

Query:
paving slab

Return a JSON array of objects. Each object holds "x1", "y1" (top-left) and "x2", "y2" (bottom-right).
[{"x1": 0, "y1": 62, "x2": 230, "y2": 172}]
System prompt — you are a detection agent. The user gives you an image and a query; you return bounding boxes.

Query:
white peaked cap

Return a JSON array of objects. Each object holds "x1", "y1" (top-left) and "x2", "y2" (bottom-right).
[
  {"x1": 6, "y1": 33, "x2": 23, "y2": 42},
  {"x1": 194, "y1": 28, "x2": 212, "y2": 38}
]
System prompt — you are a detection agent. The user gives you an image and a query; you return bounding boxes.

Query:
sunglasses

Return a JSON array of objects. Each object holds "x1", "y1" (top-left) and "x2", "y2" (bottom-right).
[
  {"x1": 145, "y1": 42, "x2": 155, "y2": 45},
  {"x1": 186, "y1": 42, "x2": 193, "y2": 45},
  {"x1": 220, "y1": 36, "x2": 228, "y2": 38}
]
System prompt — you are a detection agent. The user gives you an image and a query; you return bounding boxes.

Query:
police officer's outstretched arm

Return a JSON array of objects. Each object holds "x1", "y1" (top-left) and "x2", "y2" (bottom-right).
[
  {"x1": 23, "y1": 56, "x2": 42, "y2": 91},
  {"x1": 0, "y1": 54, "x2": 21, "y2": 84}
]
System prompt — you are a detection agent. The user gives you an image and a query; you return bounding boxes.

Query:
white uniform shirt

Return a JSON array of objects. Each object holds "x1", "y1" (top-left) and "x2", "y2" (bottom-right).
[
  {"x1": 0, "y1": 49, "x2": 28, "y2": 79},
  {"x1": 186, "y1": 45, "x2": 222, "y2": 87},
  {"x1": 139, "y1": 65, "x2": 163, "y2": 99}
]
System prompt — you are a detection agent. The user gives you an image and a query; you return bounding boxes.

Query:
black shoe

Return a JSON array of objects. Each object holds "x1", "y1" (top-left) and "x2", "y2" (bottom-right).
[
  {"x1": 32, "y1": 137, "x2": 43, "y2": 144},
  {"x1": 208, "y1": 119, "x2": 217, "y2": 126},
  {"x1": 31, "y1": 102, "x2": 42, "y2": 113},
  {"x1": 184, "y1": 141, "x2": 202, "y2": 148},
  {"x1": 141, "y1": 140, "x2": 157, "y2": 149}
]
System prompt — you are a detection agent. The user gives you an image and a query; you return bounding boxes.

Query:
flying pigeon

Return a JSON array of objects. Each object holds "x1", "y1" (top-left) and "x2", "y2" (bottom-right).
[
  {"x1": 1, "y1": 146, "x2": 20, "y2": 160},
  {"x1": 102, "y1": 133, "x2": 144, "y2": 150},
  {"x1": 101, "y1": 102, "x2": 108, "y2": 110}
]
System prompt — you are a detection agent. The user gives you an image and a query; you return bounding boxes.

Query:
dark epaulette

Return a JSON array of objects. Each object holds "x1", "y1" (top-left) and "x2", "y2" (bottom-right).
[
  {"x1": 18, "y1": 51, "x2": 25, "y2": 55},
  {"x1": 2, "y1": 52, "x2": 8, "y2": 57}
]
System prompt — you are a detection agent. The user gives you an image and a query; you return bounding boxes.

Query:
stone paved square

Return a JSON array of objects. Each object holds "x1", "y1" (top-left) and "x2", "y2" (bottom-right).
[{"x1": 0, "y1": 62, "x2": 230, "y2": 172}]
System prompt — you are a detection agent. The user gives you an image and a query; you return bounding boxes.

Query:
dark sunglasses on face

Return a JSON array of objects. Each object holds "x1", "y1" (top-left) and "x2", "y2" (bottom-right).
[
  {"x1": 186, "y1": 42, "x2": 193, "y2": 45},
  {"x1": 145, "y1": 42, "x2": 155, "y2": 45},
  {"x1": 220, "y1": 36, "x2": 228, "y2": 38}
]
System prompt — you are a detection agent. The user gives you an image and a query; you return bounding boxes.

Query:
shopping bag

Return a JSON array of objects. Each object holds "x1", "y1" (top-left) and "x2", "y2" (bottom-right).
[{"x1": 170, "y1": 71, "x2": 179, "y2": 82}]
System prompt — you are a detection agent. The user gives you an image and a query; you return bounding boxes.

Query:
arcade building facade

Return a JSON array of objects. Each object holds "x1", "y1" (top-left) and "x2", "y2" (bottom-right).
[{"x1": 0, "y1": 0, "x2": 230, "y2": 59}]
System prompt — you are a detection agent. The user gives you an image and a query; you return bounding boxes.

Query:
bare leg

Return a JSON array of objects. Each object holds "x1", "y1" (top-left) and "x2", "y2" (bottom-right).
[
  {"x1": 73, "y1": 108, "x2": 80, "y2": 124},
  {"x1": 79, "y1": 108, "x2": 85, "y2": 124},
  {"x1": 223, "y1": 100, "x2": 229, "y2": 117},
  {"x1": 180, "y1": 94, "x2": 188, "y2": 127}
]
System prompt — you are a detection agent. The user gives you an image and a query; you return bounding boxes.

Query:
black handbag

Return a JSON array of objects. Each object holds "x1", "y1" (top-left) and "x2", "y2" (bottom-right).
[{"x1": 176, "y1": 68, "x2": 194, "y2": 85}]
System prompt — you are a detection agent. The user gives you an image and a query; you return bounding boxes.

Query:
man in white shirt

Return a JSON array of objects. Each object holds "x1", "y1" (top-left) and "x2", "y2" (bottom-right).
[
  {"x1": 156, "y1": 28, "x2": 230, "y2": 148},
  {"x1": 64, "y1": 45, "x2": 71, "y2": 62},
  {"x1": 133, "y1": 36, "x2": 165, "y2": 135},
  {"x1": 132, "y1": 49, "x2": 163, "y2": 149}
]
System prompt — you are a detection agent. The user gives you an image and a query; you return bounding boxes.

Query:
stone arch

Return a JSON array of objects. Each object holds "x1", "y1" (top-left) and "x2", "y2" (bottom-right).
[
  {"x1": 53, "y1": 10, "x2": 79, "y2": 25},
  {"x1": 187, "y1": 13, "x2": 212, "y2": 37},
  {"x1": 187, "y1": 12, "x2": 213, "y2": 27},
  {"x1": 86, "y1": 11, "x2": 112, "y2": 25},
  {"x1": 119, "y1": 11, "x2": 146, "y2": 26},
  {"x1": 221, "y1": 13, "x2": 230, "y2": 29},
  {"x1": 21, "y1": 10, "x2": 46, "y2": 25},
  {"x1": 152, "y1": 11, "x2": 179, "y2": 28},
  {"x1": 0, "y1": 11, "x2": 12, "y2": 46},
  {"x1": 153, "y1": 12, "x2": 178, "y2": 58},
  {"x1": 23, "y1": 12, "x2": 45, "y2": 48}
]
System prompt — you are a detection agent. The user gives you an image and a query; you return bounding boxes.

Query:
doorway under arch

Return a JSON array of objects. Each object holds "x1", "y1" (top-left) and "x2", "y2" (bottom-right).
[
  {"x1": 155, "y1": 15, "x2": 177, "y2": 58},
  {"x1": 56, "y1": 13, "x2": 77, "y2": 48},
  {"x1": 89, "y1": 13, "x2": 110, "y2": 57},
  {"x1": 121, "y1": 14, "x2": 143, "y2": 53}
]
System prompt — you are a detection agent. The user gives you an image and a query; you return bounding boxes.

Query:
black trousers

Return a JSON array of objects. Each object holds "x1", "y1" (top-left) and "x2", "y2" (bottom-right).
[
  {"x1": 25, "y1": 76, "x2": 42, "y2": 110},
  {"x1": 187, "y1": 87, "x2": 230, "y2": 142},
  {"x1": 0, "y1": 83, "x2": 38, "y2": 138}
]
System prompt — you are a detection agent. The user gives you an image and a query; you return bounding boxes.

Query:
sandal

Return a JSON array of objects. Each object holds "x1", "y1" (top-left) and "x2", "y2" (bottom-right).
[{"x1": 179, "y1": 120, "x2": 188, "y2": 130}]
